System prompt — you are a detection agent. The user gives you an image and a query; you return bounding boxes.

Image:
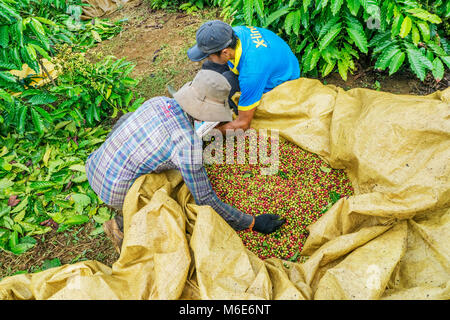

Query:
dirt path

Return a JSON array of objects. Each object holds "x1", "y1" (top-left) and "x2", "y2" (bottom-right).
[{"x1": 88, "y1": 2, "x2": 223, "y2": 99}]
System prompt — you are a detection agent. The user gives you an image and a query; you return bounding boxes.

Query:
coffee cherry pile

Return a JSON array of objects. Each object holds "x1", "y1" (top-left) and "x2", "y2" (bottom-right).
[{"x1": 204, "y1": 134, "x2": 354, "y2": 263}]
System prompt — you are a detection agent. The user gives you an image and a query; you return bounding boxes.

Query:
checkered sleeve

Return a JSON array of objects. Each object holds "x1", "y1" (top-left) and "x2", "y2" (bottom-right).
[{"x1": 176, "y1": 137, "x2": 254, "y2": 231}]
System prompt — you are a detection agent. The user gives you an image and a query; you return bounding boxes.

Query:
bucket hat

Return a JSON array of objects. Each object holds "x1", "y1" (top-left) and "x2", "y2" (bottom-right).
[{"x1": 173, "y1": 69, "x2": 233, "y2": 122}]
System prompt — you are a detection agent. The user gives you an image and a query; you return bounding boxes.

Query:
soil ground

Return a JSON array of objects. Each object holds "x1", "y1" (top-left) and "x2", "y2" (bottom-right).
[{"x1": 1, "y1": 0, "x2": 448, "y2": 280}]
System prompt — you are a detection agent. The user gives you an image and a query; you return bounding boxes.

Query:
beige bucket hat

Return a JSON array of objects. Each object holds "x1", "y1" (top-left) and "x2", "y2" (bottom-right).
[{"x1": 173, "y1": 69, "x2": 233, "y2": 122}]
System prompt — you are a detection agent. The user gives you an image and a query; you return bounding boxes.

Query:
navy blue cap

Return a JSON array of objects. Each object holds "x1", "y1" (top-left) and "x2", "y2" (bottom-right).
[{"x1": 187, "y1": 20, "x2": 234, "y2": 62}]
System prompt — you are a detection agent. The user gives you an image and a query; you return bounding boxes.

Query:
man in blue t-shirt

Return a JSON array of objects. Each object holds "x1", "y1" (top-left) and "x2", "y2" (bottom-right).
[{"x1": 187, "y1": 20, "x2": 300, "y2": 133}]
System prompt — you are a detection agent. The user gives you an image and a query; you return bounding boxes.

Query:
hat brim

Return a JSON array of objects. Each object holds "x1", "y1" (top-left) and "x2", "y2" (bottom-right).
[
  {"x1": 187, "y1": 44, "x2": 209, "y2": 62},
  {"x1": 173, "y1": 83, "x2": 233, "y2": 122}
]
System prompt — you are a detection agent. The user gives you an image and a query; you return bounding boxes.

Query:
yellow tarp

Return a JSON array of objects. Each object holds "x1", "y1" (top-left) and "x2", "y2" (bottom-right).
[
  {"x1": 82, "y1": 0, "x2": 133, "y2": 19},
  {"x1": 1, "y1": 78, "x2": 449, "y2": 300}
]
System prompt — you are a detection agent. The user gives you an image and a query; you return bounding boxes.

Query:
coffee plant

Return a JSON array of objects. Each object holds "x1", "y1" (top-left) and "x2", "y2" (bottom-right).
[
  {"x1": 215, "y1": 0, "x2": 449, "y2": 81},
  {"x1": 0, "y1": 46, "x2": 143, "y2": 136},
  {"x1": 0, "y1": 0, "x2": 125, "y2": 95},
  {"x1": 147, "y1": 0, "x2": 214, "y2": 12},
  {"x1": 0, "y1": 124, "x2": 115, "y2": 254},
  {"x1": 0, "y1": 1, "x2": 136, "y2": 255}
]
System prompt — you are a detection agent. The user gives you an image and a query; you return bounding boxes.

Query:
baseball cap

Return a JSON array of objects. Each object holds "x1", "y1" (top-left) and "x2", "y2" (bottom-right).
[
  {"x1": 187, "y1": 20, "x2": 234, "y2": 62},
  {"x1": 173, "y1": 69, "x2": 233, "y2": 122}
]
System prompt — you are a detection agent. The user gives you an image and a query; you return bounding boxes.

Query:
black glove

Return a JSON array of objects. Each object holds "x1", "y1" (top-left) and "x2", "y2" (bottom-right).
[{"x1": 253, "y1": 214, "x2": 286, "y2": 234}]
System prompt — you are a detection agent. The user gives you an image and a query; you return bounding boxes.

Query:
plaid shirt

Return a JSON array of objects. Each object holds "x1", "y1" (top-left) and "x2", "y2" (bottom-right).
[{"x1": 85, "y1": 97, "x2": 253, "y2": 230}]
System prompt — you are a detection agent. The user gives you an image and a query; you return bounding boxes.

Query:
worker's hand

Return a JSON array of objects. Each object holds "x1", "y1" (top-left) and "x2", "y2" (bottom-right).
[{"x1": 253, "y1": 214, "x2": 286, "y2": 234}]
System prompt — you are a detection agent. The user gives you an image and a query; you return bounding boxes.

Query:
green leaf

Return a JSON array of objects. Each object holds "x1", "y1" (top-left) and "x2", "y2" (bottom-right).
[
  {"x1": 0, "y1": 88, "x2": 13, "y2": 103},
  {"x1": 375, "y1": 45, "x2": 401, "y2": 70},
  {"x1": 346, "y1": 25, "x2": 368, "y2": 54},
  {"x1": 0, "y1": 205, "x2": 11, "y2": 219},
  {"x1": 427, "y1": 43, "x2": 446, "y2": 57},
  {"x1": 14, "y1": 21, "x2": 24, "y2": 47},
  {"x1": 284, "y1": 11, "x2": 295, "y2": 35},
  {"x1": 11, "y1": 162, "x2": 30, "y2": 173},
  {"x1": 91, "y1": 30, "x2": 102, "y2": 42},
  {"x1": 72, "y1": 173, "x2": 87, "y2": 183},
  {"x1": 399, "y1": 16, "x2": 412, "y2": 38},
  {"x1": 70, "y1": 193, "x2": 91, "y2": 213},
  {"x1": 60, "y1": 214, "x2": 89, "y2": 228},
  {"x1": 346, "y1": 0, "x2": 361, "y2": 16},
  {"x1": 338, "y1": 58, "x2": 349, "y2": 81},
  {"x1": 309, "y1": 48, "x2": 321, "y2": 71},
  {"x1": 406, "y1": 8, "x2": 442, "y2": 24},
  {"x1": 42, "y1": 258, "x2": 62, "y2": 270},
  {"x1": 303, "y1": 0, "x2": 312, "y2": 12},
  {"x1": 33, "y1": 106, "x2": 53, "y2": 123},
  {"x1": 34, "y1": 17, "x2": 58, "y2": 27},
  {"x1": 30, "y1": 18, "x2": 46, "y2": 37},
  {"x1": 92, "y1": 207, "x2": 112, "y2": 224},
  {"x1": 29, "y1": 181, "x2": 57, "y2": 190},
  {"x1": 13, "y1": 209, "x2": 26, "y2": 223},
  {"x1": 28, "y1": 92, "x2": 57, "y2": 105},
  {"x1": 243, "y1": 0, "x2": 254, "y2": 26},
  {"x1": 254, "y1": 0, "x2": 264, "y2": 18},
  {"x1": 321, "y1": 60, "x2": 336, "y2": 77},
  {"x1": 11, "y1": 196, "x2": 28, "y2": 214},
  {"x1": 263, "y1": 8, "x2": 290, "y2": 27},
  {"x1": 406, "y1": 48, "x2": 432, "y2": 81},
  {"x1": 29, "y1": 44, "x2": 51, "y2": 60},
  {"x1": 10, "y1": 236, "x2": 37, "y2": 255},
  {"x1": 388, "y1": 51, "x2": 406, "y2": 75},
  {"x1": 318, "y1": 16, "x2": 340, "y2": 40},
  {"x1": 292, "y1": 10, "x2": 301, "y2": 36},
  {"x1": 346, "y1": 16, "x2": 369, "y2": 53},
  {"x1": 31, "y1": 107, "x2": 45, "y2": 135},
  {"x1": 320, "y1": 166, "x2": 331, "y2": 173},
  {"x1": 411, "y1": 25, "x2": 420, "y2": 45},
  {"x1": 18, "y1": 105, "x2": 28, "y2": 134},
  {"x1": 330, "y1": 191, "x2": 341, "y2": 204},
  {"x1": 319, "y1": 23, "x2": 342, "y2": 51},
  {"x1": 330, "y1": 0, "x2": 344, "y2": 16},
  {"x1": 128, "y1": 97, "x2": 145, "y2": 112},
  {"x1": 0, "y1": 178, "x2": 14, "y2": 192},
  {"x1": 391, "y1": 15, "x2": 404, "y2": 38},
  {"x1": 441, "y1": 56, "x2": 450, "y2": 69},
  {"x1": 0, "y1": 26, "x2": 9, "y2": 49},
  {"x1": 9, "y1": 230, "x2": 19, "y2": 250},
  {"x1": 415, "y1": 21, "x2": 430, "y2": 42},
  {"x1": 25, "y1": 44, "x2": 37, "y2": 62},
  {"x1": 432, "y1": 58, "x2": 444, "y2": 81}
]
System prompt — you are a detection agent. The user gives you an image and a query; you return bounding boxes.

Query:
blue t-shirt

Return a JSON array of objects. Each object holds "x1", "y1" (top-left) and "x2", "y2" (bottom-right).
[{"x1": 227, "y1": 26, "x2": 301, "y2": 111}]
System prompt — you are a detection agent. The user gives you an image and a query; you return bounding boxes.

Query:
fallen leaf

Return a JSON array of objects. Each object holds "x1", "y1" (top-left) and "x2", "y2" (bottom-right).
[
  {"x1": 8, "y1": 195, "x2": 20, "y2": 207},
  {"x1": 320, "y1": 166, "x2": 331, "y2": 173}
]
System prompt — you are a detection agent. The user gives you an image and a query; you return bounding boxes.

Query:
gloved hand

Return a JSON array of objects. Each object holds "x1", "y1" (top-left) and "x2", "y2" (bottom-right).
[{"x1": 253, "y1": 214, "x2": 286, "y2": 234}]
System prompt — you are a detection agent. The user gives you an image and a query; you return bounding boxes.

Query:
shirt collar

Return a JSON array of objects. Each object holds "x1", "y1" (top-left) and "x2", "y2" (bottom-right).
[
  {"x1": 170, "y1": 97, "x2": 195, "y2": 127},
  {"x1": 228, "y1": 39, "x2": 242, "y2": 75}
]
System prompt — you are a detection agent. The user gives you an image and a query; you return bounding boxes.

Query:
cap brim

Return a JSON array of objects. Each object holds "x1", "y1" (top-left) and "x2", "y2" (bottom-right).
[{"x1": 187, "y1": 44, "x2": 209, "y2": 62}]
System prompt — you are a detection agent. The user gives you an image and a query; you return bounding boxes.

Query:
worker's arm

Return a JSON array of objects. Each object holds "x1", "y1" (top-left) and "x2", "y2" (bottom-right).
[
  {"x1": 216, "y1": 72, "x2": 267, "y2": 134},
  {"x1": 178, "y1": 155, "x2": 285, "y2": 234},
  {"x1": 177, "y1": 141, "x2": 254, "y2": 231},
  {"x1": 216, "y1": 107, "x2": 257, "y2": 134}
]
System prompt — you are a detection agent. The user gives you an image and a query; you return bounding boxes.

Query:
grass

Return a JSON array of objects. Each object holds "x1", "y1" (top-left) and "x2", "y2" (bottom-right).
[
  {"x1": 0, "y1": 220, "x2": 119, "y2": 281},
  {"x1": 134, "y1": 40, "x2": 200, "y2": 99}
]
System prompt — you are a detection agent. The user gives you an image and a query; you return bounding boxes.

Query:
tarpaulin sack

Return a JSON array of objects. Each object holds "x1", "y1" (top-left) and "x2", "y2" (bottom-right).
[
  {"x1": 1, "y1": 78, "x2": 449, "y2": 300},
  {"x1": 81, "y1": 0, "x2": 132, "y2": 18}
]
